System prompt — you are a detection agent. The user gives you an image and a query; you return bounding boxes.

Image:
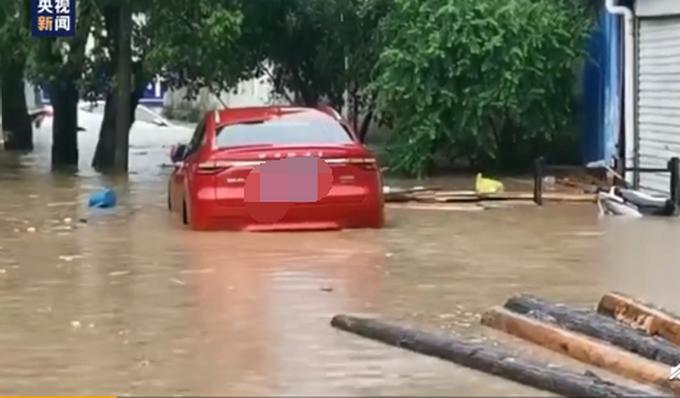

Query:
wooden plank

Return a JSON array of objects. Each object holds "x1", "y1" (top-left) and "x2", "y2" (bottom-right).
[
  {"x1": 598, "y1": 292, "x2": 680, "y2": 346},
  {"x1": 481, "y1": 307, "x2": 680, "y2": 394},
  {"x1": 384, "y1": 191, "x2": 596, "y2": 204},
  {"x1": 504, "y1": 295, "x2": 680, "y2": 366},
  {"x1": 480, "y1": 192, "x2": 597, "y2": 202},
  {"x1": 330, "y1": 314, "x2": 657, "y2": 397},
  {"x1": 386, "y1": 203, "x2": 485, "y2": 212}
]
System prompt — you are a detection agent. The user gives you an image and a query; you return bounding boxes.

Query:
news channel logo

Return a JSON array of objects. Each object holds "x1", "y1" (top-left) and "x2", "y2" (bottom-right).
[{"x1": 32, "y1": 0, "x2": 76, "y2": 38}]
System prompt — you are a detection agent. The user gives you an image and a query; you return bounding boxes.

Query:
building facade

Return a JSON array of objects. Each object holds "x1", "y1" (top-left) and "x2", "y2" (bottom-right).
[{"x1": 631, "y1": 0, "x2": 680, "y2": 194}]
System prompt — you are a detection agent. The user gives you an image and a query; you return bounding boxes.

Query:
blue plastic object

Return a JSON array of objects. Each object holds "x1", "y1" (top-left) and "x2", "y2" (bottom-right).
[{"x1": 88, "y1": 188, "x2": 117, "y2": 209}]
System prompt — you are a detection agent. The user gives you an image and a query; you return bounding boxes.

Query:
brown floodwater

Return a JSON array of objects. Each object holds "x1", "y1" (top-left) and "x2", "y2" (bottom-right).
[{"x1": 0, "y1": 112, "x2": 678, "y2": 395}]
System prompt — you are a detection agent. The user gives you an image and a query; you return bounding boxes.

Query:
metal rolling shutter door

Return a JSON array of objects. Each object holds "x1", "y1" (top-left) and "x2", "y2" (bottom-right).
[{"x1": 637, "y1": 17, "x2": 680, "y2": 195}]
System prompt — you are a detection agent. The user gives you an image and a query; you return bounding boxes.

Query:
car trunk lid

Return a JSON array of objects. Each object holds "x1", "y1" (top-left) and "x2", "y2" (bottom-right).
[{"x1": 204, "y1": 144, "x2": 378, "y2": 207}]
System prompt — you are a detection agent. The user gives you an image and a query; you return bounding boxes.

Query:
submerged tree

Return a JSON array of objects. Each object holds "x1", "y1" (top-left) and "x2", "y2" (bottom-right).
[
  {"x1": 239, "y1": 0, "x2": 391, "y2": 141},
  {"x1": 0, "y1": 0, "x2": 33, "y2": 151},
  {"x1": 28, "y1": 0, "x2": 95, "y2": 168},
  {"x1": 144, "y1": 0, "x2": 251, "y2": 105},
  {"x1": 89, "y1": 0, "x2": 151, "y2": 173},
  {"x1": 92, "y1": 0, "x2": 249, "y2": 173}
]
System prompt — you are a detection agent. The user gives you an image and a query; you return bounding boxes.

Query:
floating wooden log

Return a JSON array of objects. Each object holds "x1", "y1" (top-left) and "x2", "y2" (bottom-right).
[
  {"x1": 504, "y1": 295, "x2": 680, "y2": 366},
  {"x1": 598, "y1": 292, "x2": 680, "y2": 346},
  {"x1": 383, "y1": 186, "x2": 442, "y2": 202},
  {"x1": 479, "y1": 192, "x2": 596, "y2": 202},
  {"x1": 331, "y1": 314, "x2": 657, "y2": 397},
  {"x1": 383, "y1": 190, "x2": 596, "y2": 204},
  {"x1": 386, "y1": 203, "x2": 485, "y2": 212},
  {"x1": 481, "y1": 307, "x2": 680, "y2": 394}
]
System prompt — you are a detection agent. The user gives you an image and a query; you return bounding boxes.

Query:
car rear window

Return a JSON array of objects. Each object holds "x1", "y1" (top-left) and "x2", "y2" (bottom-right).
[{"x1": 215, "y1": 119, "x2": 353, "y2": 147}]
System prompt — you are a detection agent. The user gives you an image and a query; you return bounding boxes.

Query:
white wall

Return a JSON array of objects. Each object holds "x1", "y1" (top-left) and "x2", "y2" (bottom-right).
[
  {"x1": 163, "y1": 72, "x2": 290, "y2": 121},
  {"x1": 636, "y1": 0, "x2": 680, "y2": 17}
]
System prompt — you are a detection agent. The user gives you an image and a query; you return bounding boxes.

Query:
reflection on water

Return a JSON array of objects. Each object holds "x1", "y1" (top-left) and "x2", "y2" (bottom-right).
[{"x1": 0, "y1": 119, "x2": 678, "y2": 395}]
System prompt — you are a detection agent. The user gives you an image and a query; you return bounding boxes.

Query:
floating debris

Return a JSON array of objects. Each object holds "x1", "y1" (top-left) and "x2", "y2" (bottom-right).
[
  {"x1": 51, "y1": 226, "x2": 74, "y2": 232},
  {"x1": 70, "y1": 321, "x2": 82, "y2": 329},
  {"x1": 88, "y1": 188, "x2": 118, "y2": 209},
  {"x1": 179, "y1": 268, "x2": 214, "y2": 275},
  {"x1": 570, "y1": 231, "x2": 605, "y2": 237},
  {"x1": 59, "y1": 255, "x2": 83, "y2": 262},
  {"x1": 47, "y1": 201, "x2": 78, "y2": 208},
  {"x1": 26, "y1": 227, "x2": 36, "y2": 233},
  {"x1": 109, "y1": 270, "x2": 132, "y2": 277}
]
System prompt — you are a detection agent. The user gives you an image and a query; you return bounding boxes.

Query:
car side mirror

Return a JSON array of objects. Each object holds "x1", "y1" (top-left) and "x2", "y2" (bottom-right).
[{"x1": 171, "y1": 144, "x2": 188, "y2": 163}]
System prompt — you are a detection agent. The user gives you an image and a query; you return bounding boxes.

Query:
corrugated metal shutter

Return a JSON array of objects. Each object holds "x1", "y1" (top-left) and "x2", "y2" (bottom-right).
[{"x1": 636, "y1": 17, "x2": 680, "y2": 195}]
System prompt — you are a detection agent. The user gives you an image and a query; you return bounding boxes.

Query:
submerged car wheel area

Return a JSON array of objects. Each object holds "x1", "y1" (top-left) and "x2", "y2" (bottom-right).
[{"x1": 168, "y1": 106, "x2": 385, "y2": 231}]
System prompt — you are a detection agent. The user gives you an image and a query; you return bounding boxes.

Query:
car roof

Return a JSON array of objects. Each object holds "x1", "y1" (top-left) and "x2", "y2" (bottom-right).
[{"x1": 211, "y1": 106, "x2": 341, "y2": 126}]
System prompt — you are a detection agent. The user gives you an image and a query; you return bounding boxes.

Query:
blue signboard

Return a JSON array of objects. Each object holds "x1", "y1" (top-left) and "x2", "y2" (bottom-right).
[
  {"x1": 140, "y1": 79, "x2": 168, "y2": 106},
  {"x1": 37, "y1": 78, "x2": 167, "y2": 106},
  {"x1": 32, "y1": 0, "x2": 76, "y2": 38}
]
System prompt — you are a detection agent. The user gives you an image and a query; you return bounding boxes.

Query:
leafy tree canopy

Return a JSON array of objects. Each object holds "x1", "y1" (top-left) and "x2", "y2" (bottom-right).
[{"x1": 373, "y1": 0, "x2": 592, "y2": 176}]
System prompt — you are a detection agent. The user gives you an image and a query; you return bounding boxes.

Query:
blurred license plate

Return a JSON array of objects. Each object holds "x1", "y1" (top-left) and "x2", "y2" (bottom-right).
[{"x1": 258, "y1": 158, "x2": 319, "y2": 203}]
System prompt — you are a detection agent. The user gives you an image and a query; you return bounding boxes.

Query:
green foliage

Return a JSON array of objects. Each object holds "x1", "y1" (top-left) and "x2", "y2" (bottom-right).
[
  {"x1": 0, "y1": 0, "x2": 30, "y2": 71},
  {"x1": 81, "y1": 0, "x2": 153, "y2": 101},
  {"x1": 373, "y1": 0, "x2": 592, "y2": 177},
  {"x1": 243, "y1": 0, "x2": 390, "y2": 109},
  {"x1": 27, "y1": 0, "x2": 96, "y2": 85},
  {"x1": 0, "y1": 0, "x2": 595, "y2": 176},
  {"x1": 144, "y1": 0, "x2": 249, "y2": 98}
]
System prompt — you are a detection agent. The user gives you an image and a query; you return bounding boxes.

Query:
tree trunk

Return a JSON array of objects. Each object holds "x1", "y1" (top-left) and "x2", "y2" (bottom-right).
[
  {"x1": 1, "y1": 65, "x2": 33, "y2": 151},
  {"x1": 93, "y1": 87, "x2": 142, "y2": 172},
  {"x1": 351, "y1": 92, "x2": 359, "y2": 132},
  {"x1": 92, "y1": 93, "x2": 116, "y2": 171},
  {"x1": 358, "y1": 109, "x2": 374, "y2": 143},
  {"x1": 482, "y1": 307, "x2": 680, "y2": 394},
  {"x1": 50, "y1": 80, "x2": 79, "y2": 168},
  {"x1": 504, "y1": 294, "x2": 680, "y2": 366},
  {"x1": 113, "y1": 1, "x2": 132, "y2": 173},
  {"x1": 598, "y1": 292, "x2": 680, "y2": 346},
  {"x1": 331, "y1": 314, "x2": 657, "y2": 397}
]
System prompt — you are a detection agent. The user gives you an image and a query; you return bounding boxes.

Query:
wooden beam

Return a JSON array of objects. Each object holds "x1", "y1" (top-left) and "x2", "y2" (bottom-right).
[
  {"x1": 481, "y1": 307, "x2": 680, "y2": 394},
  {"x1": 331, "y1": 314, "x2": 657, "y2": 397},
  {"x1": 598, "y1": 292, "x2": 680, "y2": 346},
  {"x1": 385, "y1": 203, "x2": 485, "y2": 212},
  {"x1": 504, "y1": 295, "x2": 680, "y2": 365},
  {"x1": 384, "y1": 190, "x2": 596, "y2": 204}
]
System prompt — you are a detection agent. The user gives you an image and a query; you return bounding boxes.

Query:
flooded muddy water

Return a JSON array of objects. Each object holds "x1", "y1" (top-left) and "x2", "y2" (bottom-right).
[{"x1": 0, "y1": 112, "x2": 678, "y2": 395}]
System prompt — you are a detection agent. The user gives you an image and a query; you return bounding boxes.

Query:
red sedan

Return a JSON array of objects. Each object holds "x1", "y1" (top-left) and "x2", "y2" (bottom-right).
[{"x1": 168, "y1": 106, "x2": 385, "y2": 231}]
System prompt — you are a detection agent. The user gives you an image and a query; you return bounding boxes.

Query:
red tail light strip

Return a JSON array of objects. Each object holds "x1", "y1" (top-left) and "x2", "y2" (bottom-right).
[
  {"x1": 324, "y1": 158, "x2": 377, "y2": 165},
  {"x1": 198, "y1": 160, "x2": 264, "y2": 170}
]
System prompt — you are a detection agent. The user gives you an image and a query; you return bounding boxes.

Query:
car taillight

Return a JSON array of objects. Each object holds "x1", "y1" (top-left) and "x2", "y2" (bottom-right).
[
  {"x1": 325, "y1": 158, "x2": 378, "y2": 171},
  {"x1": 196, "y1": 160, "x2": 264, "y2": 174}
]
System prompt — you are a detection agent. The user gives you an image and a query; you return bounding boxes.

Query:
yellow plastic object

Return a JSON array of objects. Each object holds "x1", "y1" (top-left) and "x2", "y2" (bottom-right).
[{"x1": 475, "y1": 173, "x2": 504, "y2": 194}]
